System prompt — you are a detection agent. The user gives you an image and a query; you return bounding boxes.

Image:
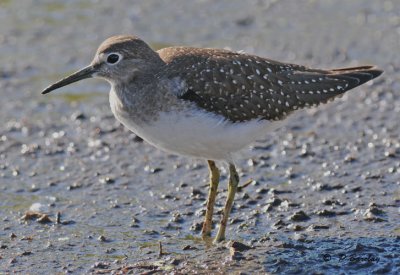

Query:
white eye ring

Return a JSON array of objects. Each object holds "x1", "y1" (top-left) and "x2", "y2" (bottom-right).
[{"x1": 105, "y1": 52, "x2": 122, "y2": 65}]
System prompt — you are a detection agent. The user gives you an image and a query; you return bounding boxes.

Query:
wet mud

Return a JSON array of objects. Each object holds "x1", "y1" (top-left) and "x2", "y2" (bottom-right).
[{"x1": 0, "y1": 0, "x2": 399, "y2": 274}]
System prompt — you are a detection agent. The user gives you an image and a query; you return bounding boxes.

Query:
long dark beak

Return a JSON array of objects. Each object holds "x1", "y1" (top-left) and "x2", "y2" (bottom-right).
[{"x1": 41, "y1": 65, "x2": 96, "y2": 94}]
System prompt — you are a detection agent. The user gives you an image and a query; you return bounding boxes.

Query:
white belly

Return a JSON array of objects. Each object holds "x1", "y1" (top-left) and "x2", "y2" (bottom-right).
[{"x1": 110, "y1": 91, "x2": 281, "y2": 161}]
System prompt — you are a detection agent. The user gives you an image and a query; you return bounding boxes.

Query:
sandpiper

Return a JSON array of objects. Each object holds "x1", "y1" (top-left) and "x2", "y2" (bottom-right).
[{"x1": 42, "y1": 35, "x2": 383, "y2": 243}]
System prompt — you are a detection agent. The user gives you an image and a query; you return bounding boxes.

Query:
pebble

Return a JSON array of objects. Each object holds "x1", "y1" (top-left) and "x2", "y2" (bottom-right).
[
  {"x1": 315, "y1": 209, "x2": 336, "y2": 217},
  {"x1": 307, "y1": 224, "x2": 330, "y2": 231},
  {"x1": 273, "y1": 220, "x2": 287, "y2": 229},
  {"x1": 92, "y1": 262, "x2": 110, "y2": 269},
  {"x1": 98, "y1": 235, "x2": 107, "y2": 242},
  {"x1": 182, "y1": 245, "x2": 198, "y2": 250},
  {"x1": 67, "y1": 182, "x2": 82, "y2": 190},
  {"x1": 266, "y1": 196, "x2": 282, "y2": 207},
  {"x1": 230, "y1": 248, "x2": 245, "y2": 261},
  {"x1": 171, "y1": 213, "x2": 184, "y2": 223},
  {"x1": 144, "y1": 165, "x2": 163, "y2": 173},
  {"x1": 287, "y1": 224, "x2": 305, "y2": 231},
  {"x1": 191, "y1": 188, "x2": 204, "y2": 197},
  {"x1": 170, "y1": 258, "x2": 181, "y2": 265},
  {"x1": 228, "y1": 241, "x2": 252, "y2": 252},
  {"x1": 99, "y1": 176, "x2": 115, "y2": 184},
  {"x1": 70, "y1": 111, "x2": 86, "y2": 121},
  {"x1": 363, "y1": 205, "x2": 386, "y2": 222},
  {"x1": 290, "y1": 211, "x2": 310, "y2": 222},
  {"x1": 190, "y1": 221, "x2": 202, "y2": 231},
  {"x1": 256, "y1": 188, "x2": 268, "y2": 194}
]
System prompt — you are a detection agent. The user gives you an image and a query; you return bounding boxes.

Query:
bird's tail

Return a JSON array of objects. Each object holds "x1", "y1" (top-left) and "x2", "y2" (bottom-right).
[
  {"x1": 329, "y1": 65, "x2": 383, "y2": 89},
  {"x1": 282, "y1": 65, "x2": 383, "y2": 111}
]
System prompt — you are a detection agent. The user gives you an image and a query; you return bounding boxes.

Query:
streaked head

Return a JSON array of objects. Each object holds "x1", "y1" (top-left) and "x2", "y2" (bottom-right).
[{"x1": 41, "y1": 35, "x2": 163, "y2": 94}]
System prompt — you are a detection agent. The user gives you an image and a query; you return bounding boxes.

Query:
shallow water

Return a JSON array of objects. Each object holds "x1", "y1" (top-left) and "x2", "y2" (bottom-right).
[{"x1": 0, "y1": 0, "x2": 399, "y2": 274}]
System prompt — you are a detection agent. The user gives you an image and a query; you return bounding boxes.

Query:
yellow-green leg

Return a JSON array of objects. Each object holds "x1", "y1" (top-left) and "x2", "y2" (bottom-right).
[
  {"x1": 214, "y1": 163, "x2": 239, "y2": 243},
  {"x1": 201, "y1": 160, "x2": 220, "y2": 237}
]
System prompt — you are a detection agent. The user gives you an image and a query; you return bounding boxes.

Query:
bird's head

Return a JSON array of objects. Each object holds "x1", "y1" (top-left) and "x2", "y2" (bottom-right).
[{"x1": 41, "y1": 35, "x2": 163, "y2": 94}]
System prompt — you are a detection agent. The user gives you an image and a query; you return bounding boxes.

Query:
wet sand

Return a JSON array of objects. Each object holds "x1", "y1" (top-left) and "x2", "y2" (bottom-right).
[{"x1": 0, "y1": 1, "x2": 399, "y2": 274}]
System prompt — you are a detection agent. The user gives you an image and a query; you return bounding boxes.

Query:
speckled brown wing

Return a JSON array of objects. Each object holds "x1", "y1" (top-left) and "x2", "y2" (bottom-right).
[{"x1": 157, "y1": 47, "x2": 382, "y2": 123}]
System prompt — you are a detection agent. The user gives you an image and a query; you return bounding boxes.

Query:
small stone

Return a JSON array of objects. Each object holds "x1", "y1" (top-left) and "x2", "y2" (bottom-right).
[
  {"x1": 236, "y1": 16, "x2": 254, "y2": 27},
  {"x1": 287, "y1": 224, "x2": 305, "y2": 231},
  {"x1": 293, "y1": 233, "x2": 308, "y2": 242},
  {"x1": 37, "y1": 214, "x2": 52, "y2": 223},
  {"x1": 384, "y1": 148, "x2": 396, "y2": 158},
  {"x1": 182, "y1": 245, "x2": 197, "y2": 250},
  {"x1": 93, "y1": 262, "x2": 110, "y2": 269},
  {"x1": 190, "y1": 221, "x2": 203, "y2": 231},
  {"x1": 98, "y1": 235, "x2": 107, "y2": 242},
  {"x1": 256, "y1": 188, "x2": 268, "y2": 194},
  {"x1": 179, "y1": 182, "x2": 188, "y2": 188},
  {"x1": 314, "y1": 183, "x2": 343, "y2": 191},
  {"x1": 246, "y1": 199, "x2": 258, "y2": 205},
  {"x1": 315, "y1": 209, "x2": 336, "y2": 217},
  {"x1": 70, "y1": 111, "x2": 86, "y2": 121},
  {"x1": 247, "y1": 158, "x2": 257, "y2": 167},
  {"x1": 191, "y1": 188, "x2": 204, "y2": 196},
  {"x1": 290, "y1": 211, "x2": 310, "y2": 222},
  {"x1": 67, "y1": 182, "x2": 82, "y2": 190},
  {"x1": 171, "y1": 213, "x2": 184, "y2": 223},
  {"x1": 322, "y1": 198, "x2": 345, "y2": 206},
  {"x1": 363, "y1": 205, "x2": 386, "y2": 222},
  {"x1": 228, "y1": 241, "x2": 252, "y2": 252},
  {"x1": 363, "y1": 213, "x2": 386, "y2": 222},
  {"x1": 99, "y1": 177, "x2": 115, "y2": 184},
  {"x1": 275, "y1": 242, "x2": 295, "y2": 249},
  {"x1": 266, "y1": 196, "x2": 282, "y2": 207},
  {"x1": 130, "y1": 217, "x2": 140, "y2": 227},
  {"x1": 262, "y1": 204, "x2": 274, "y2": 213},
  {"x1": 350, "y1": 186, "x2": 362, "y2": 192},
  {"x1": 299, "y1": 144, "x2": 314, "y2": 157},
  {"x1": 230, "y1": 248, "x2": 245, "y2": 261},
  {"x1": 143, "y1": 230, "x2": 159, "y2": 236},
  {"x1": 170, "y1": 258, "x2": 181, "y2": 265},
  {"x1": 230, "y1": 217, "x2": 244, "y2": 224},
  {"x1": 307, "y1": 224, "x2": 330, "y2": 231},
  {"x1": 29, "y1": 184, "x2": 40, "y2": 192},
  {"x1": 21, "y1": 211, "x2": 52, "y2": 223},
  {"x1": 106, "y1": 248, "x2": 116, "y2": 254},
  {"x1": 9, "y1": 258, "x2": 17, "y2": 264},
  {"x1": 277, "y1": 200, "x2": 293, "y2": 210},
  {"x1": 161, "y1": 194, "x2": 173, "y2": 200},
  {"x1": 21, "y1": 236, "x2": 33, "y2": 241},
  {"x1": 61, "y1": 220, "x2": 75, "y2": 225},
  {"x1": 344, "y1": 154, "x2": 357, "y2": 163},
  {"x1": 48, "y1": 181, "x2": 58, "y2": 187},
  {"x1": 144, "y1": 165, "x2": 162, "y2": 173},
  {"x1": 368, "y1": 206, "x2": 385, "y2": 215},
  {"x1": 272, "y1": 219, "x2": 287, "y2": 229},
  {"x1": 285, "y1": 168, "x2": 297, "y2": 179},
  {"x1": 195, "y1": 208, "x2": 206, "y2": 217}
]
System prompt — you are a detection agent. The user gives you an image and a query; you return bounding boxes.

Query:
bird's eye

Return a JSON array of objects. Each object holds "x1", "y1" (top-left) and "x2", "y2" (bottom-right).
[{"x1": 106, "y1": 53, "x2": 121, "y2": 65}]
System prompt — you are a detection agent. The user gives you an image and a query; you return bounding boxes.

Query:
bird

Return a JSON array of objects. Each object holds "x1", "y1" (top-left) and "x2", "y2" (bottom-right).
[{"x1": 41, "y1": 35, "x2": 383, "y2": 243}]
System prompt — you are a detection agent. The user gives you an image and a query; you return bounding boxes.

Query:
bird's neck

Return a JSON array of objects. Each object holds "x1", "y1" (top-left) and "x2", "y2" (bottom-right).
[
  {"x1": 112, "y1": 74, "x2": 153, "y2": 105},
  {"x1": 110, "y1": 74, "x2": 171, "y2": 125}
]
